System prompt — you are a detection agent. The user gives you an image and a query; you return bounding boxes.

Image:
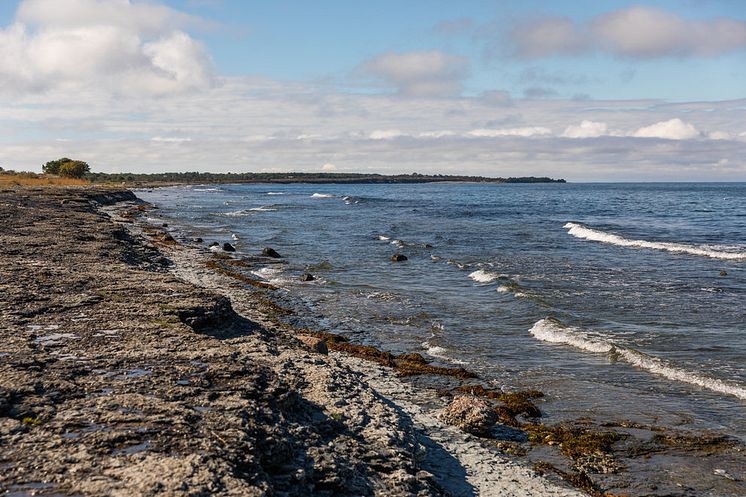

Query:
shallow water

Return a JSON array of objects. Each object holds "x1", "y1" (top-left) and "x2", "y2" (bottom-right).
[{"x1": 138, "y1": 182, "x2": 746, "y2": 442}]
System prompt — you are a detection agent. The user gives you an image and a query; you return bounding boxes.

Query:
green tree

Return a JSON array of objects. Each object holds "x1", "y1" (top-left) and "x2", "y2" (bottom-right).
[
  {"x1": 57, "y1": 160, "x2": 90, "y2": 178},
  {"x1": 42, "y1": 158, "x2": 72, "y2": 175}
]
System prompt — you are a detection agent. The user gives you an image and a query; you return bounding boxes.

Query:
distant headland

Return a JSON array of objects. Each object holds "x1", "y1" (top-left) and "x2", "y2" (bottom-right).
[{"x1": 85, "y1": 171, "x2": 566, "y2": 186}]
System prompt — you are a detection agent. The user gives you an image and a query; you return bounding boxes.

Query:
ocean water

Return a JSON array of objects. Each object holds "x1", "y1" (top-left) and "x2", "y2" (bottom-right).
[{"x1": 138, "y1": 182, "x2": 746, "y2": 439}]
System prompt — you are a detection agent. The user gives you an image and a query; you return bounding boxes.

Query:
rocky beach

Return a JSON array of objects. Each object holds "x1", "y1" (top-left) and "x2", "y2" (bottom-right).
[
  {"x1": 1, "y1": 186, "x2": 744, "y2": 497},
  {"x1": 0, "y1": 188, "x2": 588, "y2": 496}
]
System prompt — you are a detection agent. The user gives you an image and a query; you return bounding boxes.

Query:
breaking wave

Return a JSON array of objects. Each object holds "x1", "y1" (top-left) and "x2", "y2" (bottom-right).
[
  {"x1": 529, "y1": 319, "x2": 746, "y2": 400},
  {"x1": 224, "y1": 206, "x2": 277, "y2": 216},
  {"x1": 311, "y1": 193, "x2": 335, "y2": 198},
  {"x1": 564, "y1": 222, "x2": 746, "y2": 260},
  {"x1": 468, "y1": 269, "x2": 508, "y2": 283}
]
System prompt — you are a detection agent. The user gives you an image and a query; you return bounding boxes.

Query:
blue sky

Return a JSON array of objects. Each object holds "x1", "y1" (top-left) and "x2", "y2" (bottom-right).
[
  {"x1": 0, "y1": 0, "x2": 745, "y2": 180},
  {"x1": 166, "y1": 0, "x2": 746, "y2": 101}
]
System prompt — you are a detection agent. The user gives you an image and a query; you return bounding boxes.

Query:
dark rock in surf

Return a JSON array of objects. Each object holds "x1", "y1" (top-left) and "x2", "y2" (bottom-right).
[
  {"x1": 223, "y1": 243, "x2": 236, "y2": 252},
  {"x1": 720, "y1": 270, "x2": 728, "y2": 277},
  {"x1": 391, "y1": 254, "x2": 408, "y2": 262},
  {"x1": 300, "y1": 273, "x2": 315, "y2": 282},
  {"x1": 161, "y1": 234, "x2": 176, "y2": 243},
  {"x1": 262, "y1": 247, "x2": 282, "y2": 258},
  {"x1": 209, "y1": 242, "x2": 219, "y2": 247},
  {"x1": 193, "y1": 237, "x2": 203, "y2": 243}
]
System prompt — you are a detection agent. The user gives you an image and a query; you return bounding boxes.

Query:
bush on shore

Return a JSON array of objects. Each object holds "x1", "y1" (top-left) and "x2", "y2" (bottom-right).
[{"x1": 43, "y1": 158, "x2": 90, "y2": 178}]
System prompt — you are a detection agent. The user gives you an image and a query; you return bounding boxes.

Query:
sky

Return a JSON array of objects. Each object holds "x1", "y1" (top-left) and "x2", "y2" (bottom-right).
[{"x1": 0, "y1": 0, "x2": 745, "y2": 181}]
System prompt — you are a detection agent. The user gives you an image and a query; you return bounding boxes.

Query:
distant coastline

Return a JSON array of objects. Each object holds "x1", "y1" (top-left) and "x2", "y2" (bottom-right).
[{"x1": 86, "y1": 171, "x2": 566, "y2": 186}]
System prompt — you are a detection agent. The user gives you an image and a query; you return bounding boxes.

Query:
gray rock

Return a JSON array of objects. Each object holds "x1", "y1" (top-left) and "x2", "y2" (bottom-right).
[{"x1": 441, "y1": 395, "x2": 497, "y2": 436}]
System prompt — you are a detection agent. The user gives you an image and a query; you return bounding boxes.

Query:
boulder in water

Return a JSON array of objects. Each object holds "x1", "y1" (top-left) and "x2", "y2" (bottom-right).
[
  {"x1": 262, "y1": 247, "x2": 282, "y2": 258},
  {"x1": 300, "y1": 273, "x2": 315, "y2": 282},
  {"x1": 720, "y1": 270, "x2": 728, "y2": 277},
  {"x1": 192, "y1": 237, "x2": 203, "y2": 243},
  {"x1": 223, "y1": 242, "x2": 236, "y2": 252},
  {"x1": 391, "y1": 254, "x2": 408, "y2": 262}
]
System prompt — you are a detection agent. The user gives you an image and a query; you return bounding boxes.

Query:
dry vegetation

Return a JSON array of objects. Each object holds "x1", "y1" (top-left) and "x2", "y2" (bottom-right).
[{"x1": 0, "y1": 171, "x2": 89, "y2": 188}]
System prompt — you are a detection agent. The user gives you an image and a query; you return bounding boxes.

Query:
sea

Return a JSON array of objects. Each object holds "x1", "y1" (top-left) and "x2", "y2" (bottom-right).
[{"x1": 137, "y1": 182, "x2": 746, "y2": 445}]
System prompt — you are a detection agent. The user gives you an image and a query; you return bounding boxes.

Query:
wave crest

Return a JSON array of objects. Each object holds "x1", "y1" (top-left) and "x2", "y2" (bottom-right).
[
  {"x1": 564, "y1": 222, "x2": 746, "y2": 260},
  {"x1": 529, "y1": 319, "x2": 746, "y2": 400}
]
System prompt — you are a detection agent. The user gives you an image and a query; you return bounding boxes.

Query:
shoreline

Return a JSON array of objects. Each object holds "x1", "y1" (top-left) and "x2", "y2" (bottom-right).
[{"x1": 2, "y1": 186, "x2": 743, "y2": 496}]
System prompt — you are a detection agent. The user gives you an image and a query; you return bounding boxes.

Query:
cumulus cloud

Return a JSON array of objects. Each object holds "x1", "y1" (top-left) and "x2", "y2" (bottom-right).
[
  {"x1": 369, "y1": 129, "x2": 405, "y2": 140},
  {"x1": 321, "y1": 163, "x2": 337, "y2": 171},
  {"x1": 359, "y1": 50, "x2": 469, "y2": 97},
  {"x1": 562, "y1": 120, "x2": 608, "y2": 138},
  {"x1": 508, "y1": 6, "x2": 746, "y2": 58},
  {"x1": 467, "y1": 127, "x2": 552, "y2": 138},
  {"x1": 631, "y1": 118, "x2": 700, "y2": 140},
  {"x1": 0, "y1": 0, "x2": 214, "y2": 96}
]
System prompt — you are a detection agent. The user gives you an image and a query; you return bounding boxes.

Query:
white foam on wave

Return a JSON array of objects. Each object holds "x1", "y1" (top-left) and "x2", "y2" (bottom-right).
[
  {"x1": 496, "y1": 285, "x2": 511, "y2": 293},
  {"x1": 266, "y1": 192, "x2": 286, "y2": 195},
  {"x1": 251, "y1": 267, "x2": 283, "y2": 279},
  {"x1": 377, "y1": 235, "x2": 390, "y2": 241},
  {"x1": 421, "y1": 341, "x2": 468, "y2": 365},
  {"x1": 529, "y1": 318, "x2": 746, "y2": 400},
  {"x1": 564, "y1": 222, "x2": 746, "y2": 260},
  {"x1": 224, "y1": 206, "x2": 277, "y2": 216},
  {"x1": 468, "y1": 269, "x2": 506, "y2": 283},
  {"x1": 311, "y1": 193, "x2": 335, "y2": 198}
]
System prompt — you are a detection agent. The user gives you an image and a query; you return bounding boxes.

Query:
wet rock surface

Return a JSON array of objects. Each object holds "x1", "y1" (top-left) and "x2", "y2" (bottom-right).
[{"x1": 0, "y1": 188, "x2": 443, "y2": 497}]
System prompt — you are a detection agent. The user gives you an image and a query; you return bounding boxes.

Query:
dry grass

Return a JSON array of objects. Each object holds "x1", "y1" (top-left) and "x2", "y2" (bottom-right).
[{"x1": 0, "y1": 173, "x2": 89, "y2": 188}]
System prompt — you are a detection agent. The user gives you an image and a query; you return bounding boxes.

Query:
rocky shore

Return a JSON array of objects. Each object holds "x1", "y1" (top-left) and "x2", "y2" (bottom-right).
[
  {"x1": 0, "y1": 188, "x2": 589, "y2": 496},
  {"x1": 2, "y1": 187, "x2": 743, "y2": 497}
]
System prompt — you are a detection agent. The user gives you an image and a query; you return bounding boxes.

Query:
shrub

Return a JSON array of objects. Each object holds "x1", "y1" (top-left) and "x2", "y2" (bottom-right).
[
  {"x1": 58, "y1": 160, "x2": 90, "y2": 178},
  {"x1": 42, "y1": 158, "x2": 72, "y2": 175}
]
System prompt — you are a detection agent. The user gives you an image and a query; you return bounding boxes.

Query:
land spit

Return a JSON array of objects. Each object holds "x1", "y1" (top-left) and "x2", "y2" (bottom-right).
[{"x1": 0, "y1": 188, "x2": 588, "y2": 496}]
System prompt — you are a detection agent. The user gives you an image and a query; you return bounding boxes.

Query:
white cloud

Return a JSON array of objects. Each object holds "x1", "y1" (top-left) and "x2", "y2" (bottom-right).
[
  {"x1": 508, "y1": 6, "x2": 746, "y2": 59},
  {"x1": 369, "y1": 129, "x2": 405, "y2": 140},
  {"x1": 631, "y1": 118, "x2": 700, "y2": 140},
  {"x1": 321, "y1": 163, "x2": 337, "y2": 171},
  {"x1": 562, "y1": 120, "x2": 608, "y2": 138},
  {"x1": 151, "y1": 136, "x2": 192, "y2": 143},
  {"x1": 708, "y1": 131, "x2": 731, "y2": 140},
  {"x1": 0, "y1": 0, "x2": 214, "y2": 96},
  {"x1": 17, "y1": 0, "x2": 205, "y2": 35},
  {"x1": 359, "y1": 50, "x2": 469, "y2": 97},
  {"x1": 467, "y1": 127, "x2": 552, "y2": 138}
]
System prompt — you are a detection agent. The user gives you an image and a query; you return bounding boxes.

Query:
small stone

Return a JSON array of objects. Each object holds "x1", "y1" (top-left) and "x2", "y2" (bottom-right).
[
  {"x1": 222, "y1": 242, "x2": 236, "y2": 252},
  {"x1": 441, "y1": 395, "x2": 497, "y2": 436},
  {"x1": 209, "y1": 242, "x2": 219, "y2": 247},
  {"x1": 161, "y1": 234, "x2": 175, "y2": 243},
  {"x1": 391, "y1": 254, "x2": 408, "y2": 262},
  {"x1": 297, "y1": 336, "x2": 328, "y2": 355},
  {"x1": 162, "y1": 223, "x2": 168, "y2": 227},
  {"x1": 192, "y1": 237, "x2": 203, "y2": 243},
  {"x1": 262, "y1": 247, "x2": 282, "y2": 258},
  {"x1": 719, "y1": 270, "x2": 728, "y2": 277},
  {"x1": 299, "y1": 273, "x2": 315, "y2": 282}
]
